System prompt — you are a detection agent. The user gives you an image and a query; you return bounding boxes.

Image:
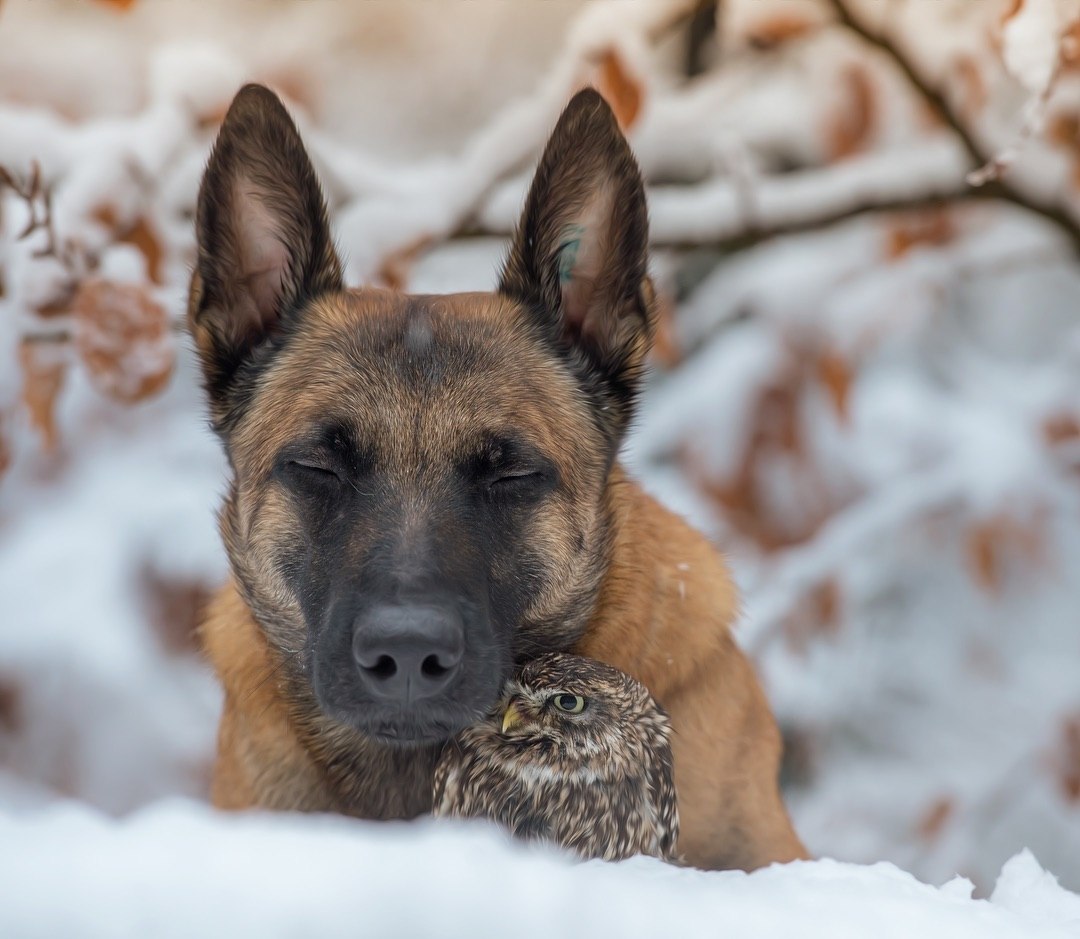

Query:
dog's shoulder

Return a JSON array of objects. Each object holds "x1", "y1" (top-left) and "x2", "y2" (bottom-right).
[{"x1": 578, "y1": 466, "x2": 740, "y2": 697}]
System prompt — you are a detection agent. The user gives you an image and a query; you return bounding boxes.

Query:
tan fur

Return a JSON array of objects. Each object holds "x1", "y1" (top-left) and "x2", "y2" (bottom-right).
[{"x1": 202, "y1": 464, "x2": 807, "y2": 869}]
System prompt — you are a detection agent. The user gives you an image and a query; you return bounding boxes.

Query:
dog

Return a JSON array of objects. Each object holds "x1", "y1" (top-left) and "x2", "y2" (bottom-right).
[{"x1": 190, "y1": 82, "x2": 807, "y2": 870}]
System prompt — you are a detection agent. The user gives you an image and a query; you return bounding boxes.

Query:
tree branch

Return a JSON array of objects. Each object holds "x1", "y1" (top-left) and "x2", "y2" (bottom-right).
[
  {"x1": 827, "y1": 0, "x2": 1080, "y2": 255},
  {"x1": 658, "y1": 187, "x2": 989, "y2": 254}
]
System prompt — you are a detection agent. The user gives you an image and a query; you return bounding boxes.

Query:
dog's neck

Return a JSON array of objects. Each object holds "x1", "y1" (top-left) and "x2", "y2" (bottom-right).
[{"x1": 576, "y1": 464, "x2": 742, "y2": 703}]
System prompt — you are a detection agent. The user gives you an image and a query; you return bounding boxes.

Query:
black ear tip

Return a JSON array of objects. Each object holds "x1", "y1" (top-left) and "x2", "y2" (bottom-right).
[
  {"x1": 567, "y1": 86, "x2": 606, "y2": 108},
  {"x1": 564, "y1": 86, "x2": 612, "y2": 116},
  {"x1": 223, "y1": 82, "x2": 292, "y2": 128},
  {"x1": 559, "y1": 87, "x2": 621, "y2": 137}
]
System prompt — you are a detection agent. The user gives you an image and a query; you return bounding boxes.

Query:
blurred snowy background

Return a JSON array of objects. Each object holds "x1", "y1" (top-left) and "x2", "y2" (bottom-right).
[{"x1": 1, "y1": 0, "x2": 1079, "y2": 910}]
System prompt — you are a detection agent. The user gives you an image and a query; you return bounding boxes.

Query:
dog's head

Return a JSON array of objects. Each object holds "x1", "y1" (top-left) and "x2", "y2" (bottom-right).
[{"x1": 189, "y1": 84, "x2": 654, "y2": 745}]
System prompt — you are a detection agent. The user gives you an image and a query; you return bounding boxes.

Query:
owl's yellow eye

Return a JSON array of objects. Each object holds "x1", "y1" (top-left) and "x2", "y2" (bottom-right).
[{"x1": 552, "y1": 693, "x2": 587, "y2": 714}]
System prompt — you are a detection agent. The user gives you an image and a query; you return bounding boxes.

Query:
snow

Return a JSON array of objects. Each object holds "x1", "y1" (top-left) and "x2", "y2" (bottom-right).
[
  {"x1": 1, "y1": 0, "x2": 1080, "y2": 932},
  {"x1": 2, "y1": 800, "x2": 1079, "y2": 939},
  {"x1": 1001, "y1": 0, "x2": 1063, "y2": 98}
]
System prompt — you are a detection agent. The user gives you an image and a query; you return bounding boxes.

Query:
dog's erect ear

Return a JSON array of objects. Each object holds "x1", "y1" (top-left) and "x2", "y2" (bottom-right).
[
  {"x1": 188, "y1": 83, "x2": 342, "y2": 427},
  {"x1": 499, "y1": 88, "x2": 654, "y2": 442}
]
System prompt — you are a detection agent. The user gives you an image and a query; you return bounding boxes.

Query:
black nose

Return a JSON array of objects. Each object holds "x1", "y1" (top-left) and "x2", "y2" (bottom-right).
[{"x1": 352, "y1": 603, "x2": 464, "y2": 704}]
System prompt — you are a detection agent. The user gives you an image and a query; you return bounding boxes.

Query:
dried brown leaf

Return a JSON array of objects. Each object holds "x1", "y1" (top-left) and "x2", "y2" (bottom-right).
[
  {"x1": 995, "y1": 0, "x2": 1024, "y2": 46},
  {"x1": 121, "y1": 217, "x2": 164, "y2": 285},
  {"x1": 0, "y1": 677, "x2": 20, "y2": 733},
  {"x1": 374, "y1": 235, "x2": 433, "y2": 292},
  {"x1": 1043, "y1": 413, "x2": 1080, "y2": 446},
  {"x1": 826, "y1": 65, "x2": 877, "y2": 160},
  {"x1": 0, "y1": 414, "x2": 12, "y2": 480},
  {"x1": 90, "y1": 204, "x2": 119, "y2": 231},
  {"x1": 1047, "y1": 112, "x2": 1080, "y2": 150},
  {"x1": 781, "y1": 578, "x2": 842, "y2": 653},
  {"x1": 954, "y1": 57, "x2": 988, "y2": 120},
  {"x1": 968, "y1": 519, "x2": 1003, "y2": 591},
  {"x1": 595, "y1": 49, "x2": 644, "y2": 131},
  {"x1": 18, "y1": 340, "x2": 67, "y2": 453},
  {"x1": 1063, "y1": 21, "x2": 1080, "y2": 69},
  {"x1": 817, "y1": 350, "x2": 853, "y2": 423},
  {"x1": 746, "y1": 12, "x2": 817, "y2": 50},
  {"x1": 916, "y1": 796, "x2": 955, "y2": 842},
  {"x1": 34, "y1": 289, "x2": 76, "y2": 319},
  {"x1": 1057, "y1": 716, "x2": 1080, "y2": 803},
  {"x1": 686, "y1": 354, "x2": 837, "y2": 551},
  {"x1": 884, "y1": 209, "x2": 956, "y2": 260},
  {"x1": 92, "y1": 208, "x2": 165, "y2": 285},
  {"x1": 966, "y1": 513, "x2": 1046, "y2": 593},
  {"x1": 72, "y1": 280, "x2": 175, "y2": 403}
]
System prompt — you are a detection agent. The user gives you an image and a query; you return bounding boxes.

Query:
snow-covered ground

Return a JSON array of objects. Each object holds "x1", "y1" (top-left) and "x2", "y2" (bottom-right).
[
  {"x1": 3, "y1": 800, "x2": 1080, "y2": 939},
  {"x1": 2, "y1": 0, "x2": 1079, "y2": 933}
]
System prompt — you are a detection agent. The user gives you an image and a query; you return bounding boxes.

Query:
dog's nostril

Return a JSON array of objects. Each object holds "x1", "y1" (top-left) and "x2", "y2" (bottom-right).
[
  {"x1": 366, "y1": 655, "x2": 397, "y2": 680},
  {"x1": 353, "y1": 603, "x2": 465, "y2": 701},
  {"x1": 421, "y1": 654, "x2": 450, "y2": 679}
]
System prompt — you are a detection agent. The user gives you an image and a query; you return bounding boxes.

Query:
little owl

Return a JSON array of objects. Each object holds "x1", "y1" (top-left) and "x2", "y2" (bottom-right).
[{"x1": 432, "y1": 652, "x2": 679, "y2": 863}]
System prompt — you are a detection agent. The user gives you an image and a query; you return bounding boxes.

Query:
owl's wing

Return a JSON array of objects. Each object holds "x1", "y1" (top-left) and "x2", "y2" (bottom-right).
[{"x1": 646, "y1": 746, "x2": 680, "y2": 862}]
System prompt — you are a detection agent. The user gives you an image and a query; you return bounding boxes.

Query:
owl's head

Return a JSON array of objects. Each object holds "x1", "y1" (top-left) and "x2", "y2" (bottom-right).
[{"x1": 497, "y1": 652, "x2": 670, "y2": 767}]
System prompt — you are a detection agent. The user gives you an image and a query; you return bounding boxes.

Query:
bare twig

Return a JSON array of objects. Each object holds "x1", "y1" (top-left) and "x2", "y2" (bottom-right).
[
  {"x1": 685, "y1": 0, "x2": 719, "y2": 78},
  {"x1": 0, "y1": 161, "x2": 92, "y2": 275},
  {"x1": 661, "y1": 187, "x2": 988, "y2": 254},
  {"x1": 827, "y1": 0, "x2": 1080, "y2": 255}
]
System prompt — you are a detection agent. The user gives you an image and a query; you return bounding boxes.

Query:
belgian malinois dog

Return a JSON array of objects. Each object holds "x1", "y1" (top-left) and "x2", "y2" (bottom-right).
[{"x1": 190, "y1": 83, "x2": 806, "y2": 870}]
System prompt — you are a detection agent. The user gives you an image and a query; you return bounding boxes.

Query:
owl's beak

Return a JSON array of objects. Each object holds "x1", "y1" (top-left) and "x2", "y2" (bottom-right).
[{"x1": 501, "y1": 700, "x2": 524, "y2": 734}]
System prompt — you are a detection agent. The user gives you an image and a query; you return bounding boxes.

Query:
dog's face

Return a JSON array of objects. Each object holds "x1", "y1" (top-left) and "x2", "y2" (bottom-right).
[{"x1": 189, "y1": 85, "x2": 653, "y2": 746}]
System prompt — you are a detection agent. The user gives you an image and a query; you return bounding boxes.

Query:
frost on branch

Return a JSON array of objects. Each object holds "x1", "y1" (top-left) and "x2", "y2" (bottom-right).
[
  {"x1": 0, "y1": 161, "x2": 177, "y2": 462},
  {"x1": 1002, "y1": 0, "x2": 1063, "y2": 97}
]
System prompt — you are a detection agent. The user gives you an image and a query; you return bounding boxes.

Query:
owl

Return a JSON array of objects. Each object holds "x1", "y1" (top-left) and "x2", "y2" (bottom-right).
[{"x1": 432, "y1": 652, "x2": 680, "y2": 863}]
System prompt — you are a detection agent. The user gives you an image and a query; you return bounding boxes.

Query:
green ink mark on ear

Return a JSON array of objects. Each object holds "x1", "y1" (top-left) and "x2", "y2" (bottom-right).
[{"x1": 558, "y1": 225, "x2": 586, "y2": 284}]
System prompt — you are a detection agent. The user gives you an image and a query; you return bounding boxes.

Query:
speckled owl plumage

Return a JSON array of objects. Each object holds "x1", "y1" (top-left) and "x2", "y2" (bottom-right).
[{"x1": 432, "y1": 652, "x2": 680, "y2": 863}]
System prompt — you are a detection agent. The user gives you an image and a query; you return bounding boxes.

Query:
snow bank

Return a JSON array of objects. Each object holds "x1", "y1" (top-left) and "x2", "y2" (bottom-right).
[{"x1": 2, "y1": 801, "x2": 1078, "y2": 939}]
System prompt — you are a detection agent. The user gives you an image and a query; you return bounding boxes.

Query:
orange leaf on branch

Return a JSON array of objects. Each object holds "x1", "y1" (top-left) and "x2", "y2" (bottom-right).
[
  {"x1": 18, "y1": 340, "x2": 67, "y2": 453},
  {"x1": 954, "y1": 57, "x2": 988, "y2": 121},
  {"x1": 966, "y1": 512, "x2": 1047, "y2": 593},
  {"x1": 884, "y1": 209, "x2": 956, "y2": 260},
  {"x1": 72, "y1": 280, "x2": 175, "y2": 404},
  {"x1": 374, "y1": 235, "x2": 433, "y2": 293},
  {"x1": 0, "y1": 414, "x2": 12, "y2": 480},
  {"x1": 825, "y1": 65, "x2": 877, "y2": 160},
  {"x1": 1063, "y1": 21, "x2": 1080, "y2": 70},
  {"x1": 745, "y1": 12, "x2": 817, "y2": 51},
  {"x1": 816, "y1": 350, "x2": 853, "y2": 423},
  {"x1": 1043, "y1": 412, "x2": 1080, "y2": 447},
  {"x1": 916, "y1": 796, "x2": 955, "y2": 842},
  {"x1": 687, "y1": 358, "x2": 835, "y2": 551},
  {"x1": 780, "y1": 577, "x2": 842, "y2": 654},
  {"x1": 93, "y1": 207, "x2": 166, "y2": 286},
  {"x1": 1056, "y1": 715, "x2": 1080, "y2": 803},
  {"x1": 593, "y1": 49, "x2": 644, "y2": 131},
  {"x1": 1047, "y1": 111, "x2": 1080, "y2": 149}
]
